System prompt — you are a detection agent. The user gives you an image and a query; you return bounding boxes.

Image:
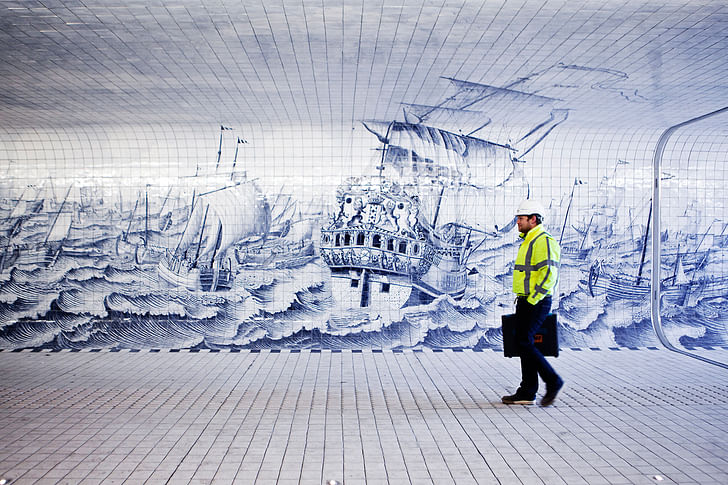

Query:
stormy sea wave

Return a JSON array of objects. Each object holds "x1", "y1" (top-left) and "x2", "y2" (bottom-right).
[{"x1": 1, "y1": 236, "x2": 723, "y2": 351}]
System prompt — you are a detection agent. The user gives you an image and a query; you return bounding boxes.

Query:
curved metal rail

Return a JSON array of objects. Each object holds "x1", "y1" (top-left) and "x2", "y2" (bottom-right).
[{"x1": 651, "y1": 106, "x2": 728, "y2": 370}]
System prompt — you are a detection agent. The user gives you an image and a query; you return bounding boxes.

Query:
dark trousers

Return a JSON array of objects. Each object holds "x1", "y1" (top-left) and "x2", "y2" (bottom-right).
[{"x1": 515, "y1": 296, "x2": 560, "y2": 399}]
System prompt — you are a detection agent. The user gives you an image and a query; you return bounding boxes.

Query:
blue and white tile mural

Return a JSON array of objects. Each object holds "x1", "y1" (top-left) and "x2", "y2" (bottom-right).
[{"x1": 0, "y1": 78, "x2": 727, "y2": 351}]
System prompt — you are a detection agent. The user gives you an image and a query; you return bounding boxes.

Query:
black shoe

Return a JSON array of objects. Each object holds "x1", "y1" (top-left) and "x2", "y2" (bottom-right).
[
  {"x1": 540, "y1": 378, "x2": 564, "y2": 407},
  {"x1": 501, "y1": 393, "x2": 534, "y2": 405}
]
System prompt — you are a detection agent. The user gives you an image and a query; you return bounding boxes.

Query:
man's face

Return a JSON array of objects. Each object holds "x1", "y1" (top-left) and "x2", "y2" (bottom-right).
[{"x1": 516, "y1": 215, "x2": 536, "y2": 234}]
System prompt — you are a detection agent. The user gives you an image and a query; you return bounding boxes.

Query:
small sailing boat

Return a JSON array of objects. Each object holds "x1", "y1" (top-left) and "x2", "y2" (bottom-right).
[
  {"x1": 585, "y1": 200, "x2": 652, "y2": 300},
  {"x1": 157, "y1": 181, "x2": 270, "y2": 291},
  {"x1": 1, "y1": 185, "x2": 73, "y2": 271},
  {"x1": 157, "y1": 125, "x2": 272, "y2": 291},
  {"x1": 232, "y1": 190, "x2": 320, "y2": 270},
  {"x1": 114, "y1": 186, "x2": 168, "y2": 265}
]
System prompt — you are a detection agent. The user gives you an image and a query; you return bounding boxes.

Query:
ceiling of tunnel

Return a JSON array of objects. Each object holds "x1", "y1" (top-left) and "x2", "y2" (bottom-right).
[{"x1": 1, "y1": 0, "x2": 728, "y2": 132}]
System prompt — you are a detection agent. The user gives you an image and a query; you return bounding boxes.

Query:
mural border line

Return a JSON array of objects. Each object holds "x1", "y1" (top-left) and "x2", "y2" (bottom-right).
[{"x1": 0, "y1": 346, "x2": 711, "y2": 354}]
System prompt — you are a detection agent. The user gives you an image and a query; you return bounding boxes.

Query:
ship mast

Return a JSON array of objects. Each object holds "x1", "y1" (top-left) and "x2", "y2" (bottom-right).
[
  {"x1": 559, "y1": 178, "x2": 580, "y2": 246},
  {"x1": 377, "y1": 122, "x2": 395, "y2": 185},
  {"x1": 431, "y1": 184, "x2": 446, "y2": 229},
  {"x1": 689, "y1": 219, "x2": 723, "y2": 285},
  {"x1": 44, "y1": 185, "x2": 73, "y2": 245},
  {"x1": 231, "y1": 138, "x2": 241, "y2": 181},
  {"x1": 122, "y1": 195, "x2": 140, "y2": 243},
  {"x1": 215, "y1": 125, "x2": 224, "y2": 172},
  {"x1": 636, "y1": 200, "x2": 651, "y2": 286},
  {"x1": 144, "y1": 185, "x2": 149, "y2": 245},
  {"x1": 213, "y1": 125, "x2": 234, "y2": 174},
  {"x1": 192, "y1": 206, "x2": 210, "y2": 268}
]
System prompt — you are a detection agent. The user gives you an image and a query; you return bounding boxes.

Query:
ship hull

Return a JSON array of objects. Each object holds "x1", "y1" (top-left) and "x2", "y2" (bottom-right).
[
  {"x1": 414, "y1": 250, "x2": 468, "y2": 300},
  {"x1": 584, "y1": 268, "x2": 728, "y2": 306},
  {"x1": 330, "y1": 267, "x2": 412, "y2": 310},
  {"x1": 235, "y1": 240, "x2": 316, "y2": 270},
  {"x1": 158, "y1": 256, "x2": 202, "y2": 291},
  {"x1": 1, "y1": 244, "x2": 61, "y2": 271},
  {"x1": 321, "y1": 224, "x2": 432, "y2": 310},
  {"x1": 320, "y1": 177, "x2": 478, "y2": 309},
  {"x1": 157, "y1": 254, "x2": 234, "y2": 292}
]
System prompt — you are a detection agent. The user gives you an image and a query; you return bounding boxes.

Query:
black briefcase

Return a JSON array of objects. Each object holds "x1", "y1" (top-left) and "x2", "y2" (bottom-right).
[{"x1": 501, "y1": 313, "x2": 559, "y2": 358}]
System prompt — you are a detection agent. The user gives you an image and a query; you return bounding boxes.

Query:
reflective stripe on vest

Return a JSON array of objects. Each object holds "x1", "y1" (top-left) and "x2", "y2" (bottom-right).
[{"x1": 534, "y1": 236, "x2": 556, "y2": 297}]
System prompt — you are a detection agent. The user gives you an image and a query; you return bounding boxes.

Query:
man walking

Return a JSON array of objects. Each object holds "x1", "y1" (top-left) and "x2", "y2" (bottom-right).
[{"x1": 502, "y1": 199, "x2": 564, "y2": 407}]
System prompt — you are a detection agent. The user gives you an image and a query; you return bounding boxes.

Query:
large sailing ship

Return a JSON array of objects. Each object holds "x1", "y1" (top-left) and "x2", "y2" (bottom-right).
[{"x1": 321, "y1": 77, "x2": 569, "y2": 310}]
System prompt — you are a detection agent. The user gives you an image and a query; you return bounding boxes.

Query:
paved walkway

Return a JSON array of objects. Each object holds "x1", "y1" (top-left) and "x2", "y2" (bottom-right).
[{"x1": 1, "y1": 347, "x2": 727, "y2": 484}]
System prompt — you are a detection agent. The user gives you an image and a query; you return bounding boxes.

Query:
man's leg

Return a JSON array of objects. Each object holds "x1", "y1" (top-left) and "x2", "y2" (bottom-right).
[
  {"x1": 517, "y1": 353, "x2": 538, "y2": 400},
  {"x1": 524, "y1": 296, "x2": 563, "y2": 405},
  {"x1": 514, "y1": 298, "x2": 538, "y2": 399},
  {"x1": 534, "y1": 298, "x2": 563, "y2": 405},
  {"x1": 501, "y1": 299, "x2": 538, "y2": 404},
  {"x1": 516, "y1": 297, "x2": 557, "y2": 398}
]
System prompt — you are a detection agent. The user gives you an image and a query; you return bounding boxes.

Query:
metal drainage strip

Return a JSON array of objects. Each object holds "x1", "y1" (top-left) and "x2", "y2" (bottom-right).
[
  {"x1": 624, "y1": 386, "x2": 728, "y2": 406},
  {"x1": 571, "y1": 386, "x2": 728, "y2": 406}
]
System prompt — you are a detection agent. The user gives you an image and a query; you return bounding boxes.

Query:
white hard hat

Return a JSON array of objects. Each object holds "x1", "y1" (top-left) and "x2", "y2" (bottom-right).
[{"x1": 515, "y1": 199, "x2": 546, "y2": 218}]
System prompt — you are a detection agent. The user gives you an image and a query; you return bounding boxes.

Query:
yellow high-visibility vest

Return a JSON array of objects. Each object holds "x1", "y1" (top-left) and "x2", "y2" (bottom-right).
[{"x1": 512, "y1": 224, "x2": 561, "y2": 305}]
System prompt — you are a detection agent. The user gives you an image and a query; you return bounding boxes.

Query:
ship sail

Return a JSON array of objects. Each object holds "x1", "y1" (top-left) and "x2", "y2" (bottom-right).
[
  {"x1": 403, "y1": 103, "x2": 493, "y2": 137},
  {"x1": 44, "y1": 185, "x2": 74, "y2": 244},
  {"x1": 46, "y1": 212, "x2": 73, "y2": 243},
  {"x1": 364, "y1": 120, "x2": 514, "y2": 180},
  {"x1": 580, "y1": 227, "x2": 595, "y2": 251},
  {"x1": 674, "y1": 256, "x2": 689, "y2": 285},
  {"x1": 406, "y1": 79, "x2": 557, "y2": 135},
  {"x1": 9, "y1": 199, "x2": 28, "y2": 220},
  {"x1": 405, "y1": 77, "x2": 569, "y2": 159},
  {"x1": 361, "y1": 120, "x2": 522, "y2": 235},
  {"x1": 176, "y1": 182, "x2": 269, "y2": 264}
]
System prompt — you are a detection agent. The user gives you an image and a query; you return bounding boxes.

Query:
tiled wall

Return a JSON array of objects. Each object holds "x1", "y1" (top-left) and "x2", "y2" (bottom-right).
[{"x1": 0, "y1": 120, "x2": 726, "y2": 350}]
